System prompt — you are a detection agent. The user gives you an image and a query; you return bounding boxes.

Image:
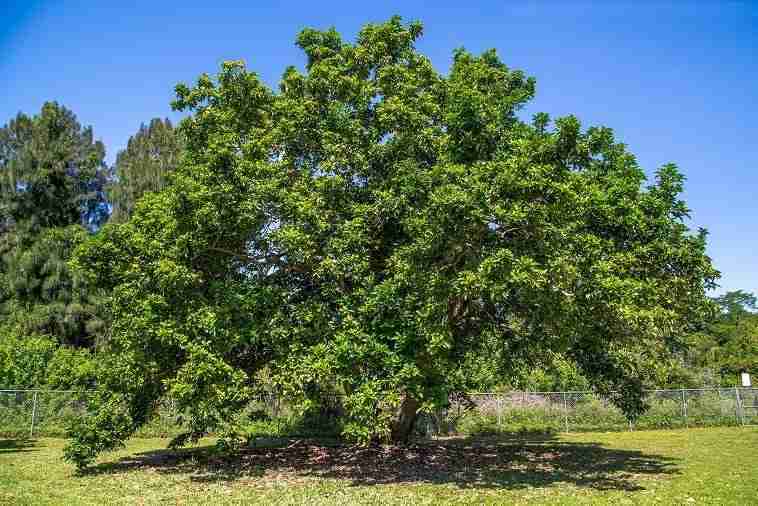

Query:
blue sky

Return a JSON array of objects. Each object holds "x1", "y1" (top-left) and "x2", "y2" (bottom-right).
[{"x1": 1, "y1": 0, "x2": 756, "y2": 295}]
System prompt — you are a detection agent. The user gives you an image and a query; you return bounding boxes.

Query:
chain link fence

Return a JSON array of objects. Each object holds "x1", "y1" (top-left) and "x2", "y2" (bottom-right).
[
  {"x1": 2, "y1": 387, "x2": 756, "y2": 438},
  {"x1": 420, "y1": 387, "x2": 758, "y2": 436},
  {"x1": 0, "y1": 389, "x2": 91, "y2": 438}
]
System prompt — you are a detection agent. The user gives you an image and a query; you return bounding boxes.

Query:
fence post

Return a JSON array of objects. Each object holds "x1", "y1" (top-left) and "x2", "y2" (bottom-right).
[
  {"x1": 562, "y1": 392, "x2": 569, "y2": 432},
  {"x1": 29, "y1": 391, "x2": 38, "y2": 439},
  {"x1": 681, "y1": 389, "x2": 688, "y2": 427},
  {"x1": 735, "y1": 387, "x2": 743, "y2": 426},
  {"x1": 496, "y1": 395, "x2": 502, "y2": 427}
]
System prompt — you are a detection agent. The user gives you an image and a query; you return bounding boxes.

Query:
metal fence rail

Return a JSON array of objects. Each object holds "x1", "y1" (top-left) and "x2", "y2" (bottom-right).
[{"x1": 1, "y1": 387, "x2": 756, "y2": 438}]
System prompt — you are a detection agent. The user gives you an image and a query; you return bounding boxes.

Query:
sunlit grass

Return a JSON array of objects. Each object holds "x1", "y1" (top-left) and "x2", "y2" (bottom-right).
[{"x1": 1, "y1": 427, "x2": 756, "y2": 505}]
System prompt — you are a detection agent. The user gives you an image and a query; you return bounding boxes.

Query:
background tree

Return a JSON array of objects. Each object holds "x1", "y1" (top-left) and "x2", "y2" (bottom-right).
[
  {"x1": 0, "y1": 111, "x2": 32, "y2": 234},
  {"x1": 65, "y1": 17, "x2": 718, "y2": 468},
  {"x1": 684, "y1": 290, "x2": 757, "y2": 384},
  {"x1": 107, "y1": 118, "x2": 181, "y2": 222},
  {"x1": 0, "y1": 102, "x2": 109, "y2": 231},
  {"x1": 0, "y1": 102, "x2": 106, "y2": 354}
]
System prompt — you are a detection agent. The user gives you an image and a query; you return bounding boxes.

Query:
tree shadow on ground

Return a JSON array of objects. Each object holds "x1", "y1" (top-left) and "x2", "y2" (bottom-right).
[
  {"x1": 84, "y1": 433, "x2": 679, "y2": 492},
  {"x1": 0, "y1": 439, "x2": 38, "y2": 454}
]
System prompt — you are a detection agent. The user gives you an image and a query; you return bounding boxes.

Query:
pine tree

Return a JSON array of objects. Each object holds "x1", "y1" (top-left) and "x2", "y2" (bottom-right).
[
  {"x1": 107, "y1": 118, "x2": 181, "y2": 222},
  {"x1": 0, "y1": 102, "x2": 107, "y2": 347}
]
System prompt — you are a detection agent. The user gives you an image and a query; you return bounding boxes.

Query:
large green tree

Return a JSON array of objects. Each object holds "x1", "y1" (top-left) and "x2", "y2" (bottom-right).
[
  {"x1": 107, "y1": 118, "x2": 181, "y2": 222},
  {"x1": 0, "y1": 102, "x2": 107, "y2": 349},
  {"x1": 65, "y1": 17, "x2": 718, "y2": 467}
]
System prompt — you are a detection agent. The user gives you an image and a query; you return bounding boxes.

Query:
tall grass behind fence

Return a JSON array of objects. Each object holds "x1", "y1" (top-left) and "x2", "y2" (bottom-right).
[
  {"x1": 1, "y1": 387, "x2": 756, "y2": 439},
  {"x1": 425, "y1": 388, "x2": 757, "y2": 437}
]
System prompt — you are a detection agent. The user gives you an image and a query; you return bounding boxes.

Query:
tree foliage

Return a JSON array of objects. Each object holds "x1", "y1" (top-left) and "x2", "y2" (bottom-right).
[
  {"x1": 1, "y1": 225, "x2": 104, "y2": 346},
  {"x1": 684, "y1": 290, "x2": 757, "y2": 383},
  {"x1": 65, "y1": 17, "x2": 718, "y2": 467},
  {"x1": 0, "y1": 102, "x2": 107, "y2": 351},
  {"x1": 107, "y1": 118, "x2": 181, "y2": 222},
  {"x1": 0, "y1": 102, "x2": 108, "y2": 231},
  {"x1": 0, "y1": 330, "x2": 95, "y2": 389}
]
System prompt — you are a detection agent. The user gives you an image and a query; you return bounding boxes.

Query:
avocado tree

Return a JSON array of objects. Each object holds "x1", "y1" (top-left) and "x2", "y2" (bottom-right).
[{"x1": 65, "y1": 17, "x2": 718, "y2": 467}]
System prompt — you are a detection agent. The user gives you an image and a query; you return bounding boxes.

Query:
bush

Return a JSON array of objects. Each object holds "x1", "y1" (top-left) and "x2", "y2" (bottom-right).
[
  {"x1": 569, "y1": 397, "x2": 628, "y2": 431},
  {"x1": 0, "y1": 334, "x2": 57, "y2": 388},
  {"x1": 456, "y1": 408, "x2": 559, "y2": 436}
]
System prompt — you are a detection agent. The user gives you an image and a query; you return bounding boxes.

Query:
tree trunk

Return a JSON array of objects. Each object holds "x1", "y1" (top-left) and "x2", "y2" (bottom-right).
[{"x1": 390, "y1": 395, "x2": 420, "y2": 443}]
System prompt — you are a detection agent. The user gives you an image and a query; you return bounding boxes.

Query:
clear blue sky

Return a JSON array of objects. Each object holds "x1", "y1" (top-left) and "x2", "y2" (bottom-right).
[{"x1": 1, "y1": 0, "x2": 756, "y2": 296}]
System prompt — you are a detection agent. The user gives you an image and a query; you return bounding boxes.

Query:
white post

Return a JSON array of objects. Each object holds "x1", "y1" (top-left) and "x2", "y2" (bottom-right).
[
  {"x1": 563, "y1": 392, "x2": 569, "y2": 432},
  {"x1": 741, "y1": 372, "x2": 751, "y2": 387},
  {"x1": 681, "y1": 389, "x2": 687, "y2": 427}
]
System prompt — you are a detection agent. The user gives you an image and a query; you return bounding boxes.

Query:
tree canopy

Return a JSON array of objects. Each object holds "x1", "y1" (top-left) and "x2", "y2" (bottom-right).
[
  {"x1": 0, "y1": 102, "x2": 108, "y2": 231},
  {"x1": 107, "y1": 118, "x2": 181, "y2": 222},
  {"x1": 0, "y1": 103, "x2": 107, "y2": 351},
  {"x1": 684, "y1": 290, "x2": 758, "y2": 383},
  {"x1": 62, "y1": 17, "x2": 719, "y2": 467}
]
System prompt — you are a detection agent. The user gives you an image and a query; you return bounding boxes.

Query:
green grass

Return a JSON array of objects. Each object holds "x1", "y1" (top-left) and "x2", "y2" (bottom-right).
[{"x1": 1, "y1": 427, "x2": 756, "y2": 505}]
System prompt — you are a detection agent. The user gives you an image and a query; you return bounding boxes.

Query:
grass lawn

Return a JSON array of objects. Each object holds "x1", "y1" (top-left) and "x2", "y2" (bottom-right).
[{"x1": 1, "y1": 427, "x2": 756, "y2": 505}]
